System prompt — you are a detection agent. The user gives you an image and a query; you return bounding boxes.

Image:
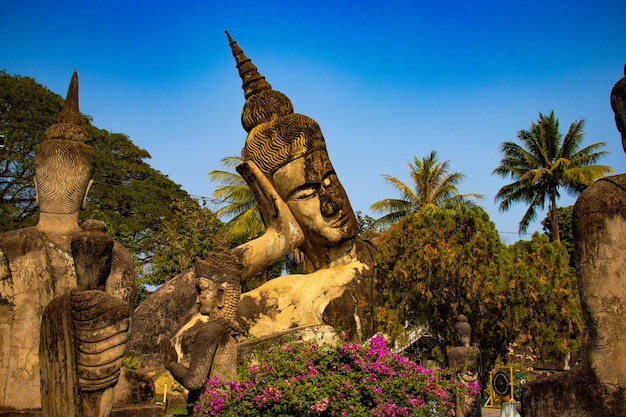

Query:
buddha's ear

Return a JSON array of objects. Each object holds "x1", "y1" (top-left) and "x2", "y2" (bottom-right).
[
  {"x1": 34, "y1": 176, "x2": 39, "y2": 207},
  {"x1": 82, "y1": 179, "x2": 94, "y2": 210},
  {"x1": 217, "y1": 287, "x2": 226, "y2": 308}
]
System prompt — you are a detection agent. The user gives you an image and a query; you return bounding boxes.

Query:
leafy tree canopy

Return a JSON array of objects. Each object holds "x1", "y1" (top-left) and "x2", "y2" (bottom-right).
[{"x1": 375, "y1": 205, "x2": 585, "y2": 376}]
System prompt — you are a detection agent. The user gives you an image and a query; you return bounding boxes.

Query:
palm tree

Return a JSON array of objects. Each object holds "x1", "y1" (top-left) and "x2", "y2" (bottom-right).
[
  {"x1": 370, "y1": 150, "x2": 483, "y2": 229},
  {"x1": 492, "y1": 111, "x2": 613, "y2": 241},
  {"x1": 208, "y1": 156, "x2": 264, "y2": 243}
]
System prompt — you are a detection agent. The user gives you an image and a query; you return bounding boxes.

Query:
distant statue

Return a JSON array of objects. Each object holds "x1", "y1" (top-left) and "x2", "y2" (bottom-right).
[
  {"x1": 226, "y1": 31, "x2": 377, "y2": 341},
  {"x1": 447, "y1": 315, "x2": 482, "y2": 417},
  {"x1": 160, "y1": 245, "x2": 243, "y2": 415},
  {"x1": 521, "y1": 64, "x2": 626, "y2": 416},
  {"x1": 0, "y1": 71, "x2": 135, "y2": 413}
]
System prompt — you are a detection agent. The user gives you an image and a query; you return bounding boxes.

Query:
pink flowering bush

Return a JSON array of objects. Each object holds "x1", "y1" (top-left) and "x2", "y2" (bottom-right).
[{"x1": 193, "y1": 335, "x2": 479, "y2": 416}]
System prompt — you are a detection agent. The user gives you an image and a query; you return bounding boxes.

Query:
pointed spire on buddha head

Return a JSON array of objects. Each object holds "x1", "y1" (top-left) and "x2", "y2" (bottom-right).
[
  {"x1": 225, "y1": 30, "x2": 295, "y2": 133},
  {"x1": 45, "y1": 69, "x2": 88, "y2": 142},
  {"x1": 226, "y1": 31, "x2": 327, "y2": 177}
]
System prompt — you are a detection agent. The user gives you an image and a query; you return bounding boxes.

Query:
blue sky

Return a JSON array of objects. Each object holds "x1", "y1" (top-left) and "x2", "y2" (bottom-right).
[{"x1": 2, "y1": 0, "x2": 625, "y2": 243}]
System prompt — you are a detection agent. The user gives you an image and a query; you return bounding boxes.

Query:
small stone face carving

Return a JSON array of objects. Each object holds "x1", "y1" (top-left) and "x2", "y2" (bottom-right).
[
  {"x1": 447, "y1": 315, "x2": 482, "y2": 417},
  {"x1": 0, "y1": 71, "x2": 135, "y2": 414},
  {"x1": 161, "y1": 245, "x2": 242, "y2": 414}
]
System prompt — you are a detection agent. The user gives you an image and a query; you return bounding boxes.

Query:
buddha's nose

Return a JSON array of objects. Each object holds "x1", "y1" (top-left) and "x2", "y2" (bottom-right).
[{"x1": 319, "y1": 187, "x2": 341, "y2": 217}]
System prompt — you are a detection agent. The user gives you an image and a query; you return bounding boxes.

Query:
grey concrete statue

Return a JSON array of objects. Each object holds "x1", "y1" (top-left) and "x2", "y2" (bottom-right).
[
  {"x1": 160, "y1": 245, "x2": 243, "y2": 415},
  {"x1": 0, "y1": 71, "x2": 134, "y2": 414},
  {"x1": 447, "y1": 315, "x2": 482, "y2": 417},
  {"x1": 521, "y1": 64, "x2": 626, "y2": 416}
]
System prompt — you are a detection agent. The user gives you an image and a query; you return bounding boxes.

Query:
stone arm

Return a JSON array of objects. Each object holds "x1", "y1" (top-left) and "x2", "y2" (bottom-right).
[
  {"x1": 233, "y1": 160, "x2": 304, "y2": 280},
  {"x1": 161, "y1": 337, "x2": 218, "y2": 391}
]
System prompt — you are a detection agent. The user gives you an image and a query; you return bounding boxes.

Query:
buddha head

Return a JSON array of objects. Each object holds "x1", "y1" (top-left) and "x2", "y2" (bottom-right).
[
  {"x1": 226, "y1": 32, "x2": 358, "y2": 256},
  {"x1": 35, "y1": 70, "x2": 95, "y2": 214}
]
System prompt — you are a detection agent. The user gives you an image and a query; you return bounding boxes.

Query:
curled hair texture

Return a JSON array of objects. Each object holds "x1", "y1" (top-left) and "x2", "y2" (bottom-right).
[
  {"x1": 34, "y1": 139, "x2": 95, "y2": 214},
  {"x1": 241, "y1": 90, "x2": 294, "y2": 133},
  {"x1": 243, "y1": 113, "x2": 327, "y2": 176}
]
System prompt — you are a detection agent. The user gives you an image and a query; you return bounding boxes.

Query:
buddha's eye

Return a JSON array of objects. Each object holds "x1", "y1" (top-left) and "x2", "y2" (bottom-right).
[{"x1": 290, "y1": 186, "x2": 318, "y2": 200}]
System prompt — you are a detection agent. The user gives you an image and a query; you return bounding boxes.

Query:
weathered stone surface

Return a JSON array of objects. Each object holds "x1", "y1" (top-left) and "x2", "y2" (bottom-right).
[
  {"x1": 112, "y1": 368, "x2": 156, "y2": 407},
  {"x1": 127, "y1": 269, "x2": 198, "y2": 376}
]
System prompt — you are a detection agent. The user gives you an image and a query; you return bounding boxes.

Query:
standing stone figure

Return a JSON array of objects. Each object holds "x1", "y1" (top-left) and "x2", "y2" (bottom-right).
[
  {"x1": 160, "y1": 245, "x2": 243, "y2": 415},
  {"x1": 40, "y1": 220, "x2": 131, "y2": 417},
  {"x1": 0, "y1": 71, "x2": 134, "y2": 414},
  {"x1": 521, "y1": 64, "x2": 626, "y2": 416},
  {"x1": 447, "y1": 315, "x2": 482, "y2": 417}
]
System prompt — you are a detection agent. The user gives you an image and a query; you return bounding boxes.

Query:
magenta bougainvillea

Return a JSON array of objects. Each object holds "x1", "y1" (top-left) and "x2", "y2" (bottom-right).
[{"x1": 193, "y1": 335, "x2": 479, "y2": 416}]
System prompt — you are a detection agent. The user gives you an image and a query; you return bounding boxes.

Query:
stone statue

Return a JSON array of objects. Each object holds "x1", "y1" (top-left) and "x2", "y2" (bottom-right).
[
  {"x1": 447, "y1": 315, "x2": 481, "y2": 417},
  {"x1": 127, "y1": 32, "x2": 377, "y2": 379},
  {"x1": 160, "y1": 245, "x2": 243, "y2": 415},
  {"x1": 40, "y1": 220, "x2": 131, "y2": 417},
  {"x1": 521, "y1": 64, "x2": 626, "y2": 416},
  {"x1": 0, "y1": 71, "x2": 135, "y2": 414},
  {"x1": 226, "y1": 31, "x2": 377, "y2": 341}
]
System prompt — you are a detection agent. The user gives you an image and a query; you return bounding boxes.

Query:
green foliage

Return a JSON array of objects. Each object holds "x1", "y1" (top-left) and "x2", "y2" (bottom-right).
[
  {"x1": 0, "y1": 71, "x2": 223, "y2": 296},
  {"x1": 508, "y1": 233, "x2": 585, "y2": 361},
  {"x1": 375, "y1": 206, "x2": 510, "y2": 373},
  {"x1": 0, "y1": 71, "x2": 62, "y2": 230},
  {"x1": 375, "y1": 205, "x2": 586, "y2": 376},
  {"x1": 541, "y1": 206, "x2": 574, "y2": 258},
  {"x1": 370, "y1": 151, "x2": 483, "y2": 230},
  {"x1": 493, "y1": 111, "x2": 613, "y2": 240},
  {"x1": 356, "y1": 210, "x2": 378, "y2": 239},
  {"x1": 122, "y1": 356, "x2": 141, "y2": 371},
  {"x1": 147, "y1": 197, "x2": 222, "y2": 286},
  {"x1": 194, "y1": 335, "x2": 473, "y2": 416}
]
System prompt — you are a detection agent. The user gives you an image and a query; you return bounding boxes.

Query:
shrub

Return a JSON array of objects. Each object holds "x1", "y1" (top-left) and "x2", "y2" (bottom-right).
[{"x1": 193, "y1": 335, "x2": 478, "y2": 416}]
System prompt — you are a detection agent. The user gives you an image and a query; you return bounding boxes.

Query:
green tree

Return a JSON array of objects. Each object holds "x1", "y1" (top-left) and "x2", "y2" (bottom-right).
[
  {"x1": 508, "y1": 233, "x2": 585, "y2": 364},
  {"x1": 0, "y1": 71, "x2": 221, "y2": 297},
  {"x1": 370, "y1": 150, "x2": 483, "y2": 229},
  {"x1": 375, "y1": 205, "x2": 511, "y2": 373},
  {"x1": 493, "y1": 111, "x2": 613, "y2": 241},
  {"x1": 0, "y1": 71, "x2": 61, "y2": 230},
  {"x1": 541, "y1": 205, "x2": 574, "y2": 259},
  {"x1": 147, "y1": 196, "x2": 222, "y2": 287}
]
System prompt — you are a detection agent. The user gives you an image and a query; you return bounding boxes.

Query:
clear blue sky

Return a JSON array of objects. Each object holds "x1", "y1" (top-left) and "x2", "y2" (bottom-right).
[{"x1": 2, "y1": 0, "x2": 625, "y2": 242}]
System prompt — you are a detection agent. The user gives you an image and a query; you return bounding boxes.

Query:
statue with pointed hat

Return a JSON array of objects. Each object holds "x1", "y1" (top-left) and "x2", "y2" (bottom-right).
[
  {"x1": 225, "y1": 31, "x2": 377, "y2": 341},
  {"x1": 0, "y1": 71, "x2": 135, "y2": 415}
]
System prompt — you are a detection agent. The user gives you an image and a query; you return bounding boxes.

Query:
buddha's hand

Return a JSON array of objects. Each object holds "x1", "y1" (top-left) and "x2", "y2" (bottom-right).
[
  {"x1": 236, "y1": 160, "x2": 304, "y2": 247},
  {"x1": 158, "y1": 336, "x2": 178, "y2": 369}
]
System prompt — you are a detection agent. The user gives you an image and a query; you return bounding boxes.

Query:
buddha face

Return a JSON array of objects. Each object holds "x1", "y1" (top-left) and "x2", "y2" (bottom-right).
[
  {"x1": 196, "y1": 277, "x2": 223, "y2": 316},
  {"x1": 271, "y1": 150, "x2": 358, "y2": 248}
]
